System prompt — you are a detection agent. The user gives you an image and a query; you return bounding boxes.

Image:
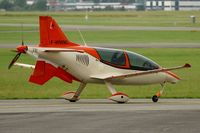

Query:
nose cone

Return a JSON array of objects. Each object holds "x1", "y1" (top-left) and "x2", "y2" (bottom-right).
[
  {"x1": 165, "y1": 71, "x2": 180, "y2": 84},
  {"x1": 17, "y1": 45, "x2": 27, "y2": 53}
]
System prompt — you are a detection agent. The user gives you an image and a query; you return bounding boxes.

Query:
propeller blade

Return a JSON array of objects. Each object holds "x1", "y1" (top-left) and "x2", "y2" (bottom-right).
[
  {"x1": 22, "y1": 40, "x2": 24, "y2": 46},
  {"x1": 21, "y1": 23, "x2": 24, "y2": 46},
  {"x1": 11, "y1": 49, "x2": 18, "y2": 52},
  {"x1": 8, "y1": 23, "x2": 27, "y2": 70},
  {"x1": 8, "y1": 53, "x2": 21, "y2": 69}
]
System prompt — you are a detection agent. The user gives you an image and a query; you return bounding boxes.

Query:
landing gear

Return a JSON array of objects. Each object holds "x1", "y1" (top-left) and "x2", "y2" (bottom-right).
[
  {"x1": 152, "y1": 95, "x2": 158, "y2": 102},
  {"x1": 152, "y1": 83, "x2": 165, "y2": 103},
  {"x1": 62, "y1": 82, "x2": 86, "y2": 102},
  {"x1": 105, "y1": 81, "x2": 129, "y2": 103}
]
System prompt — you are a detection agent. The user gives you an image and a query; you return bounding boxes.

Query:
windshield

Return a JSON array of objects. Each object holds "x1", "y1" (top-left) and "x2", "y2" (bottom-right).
[
  {"x1": 127, "y1": 51, "x2": 159, "y2": 71},
  {"x1": 95, "y1": 48, "x2": 126, "y2": 66}
]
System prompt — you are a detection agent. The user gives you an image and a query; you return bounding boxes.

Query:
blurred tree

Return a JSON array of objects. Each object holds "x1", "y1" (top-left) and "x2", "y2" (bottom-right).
[
  {"x1": 93, "y1": 0, "x2": 100, "y2": 3},
  {"x1": 0, "y1": 0, "x2": 14, "y2": 10},
  {"x1": 13, "y1": 0, "x2": 27, "y2": 10},
  {"x1": 14, "y1": 0, "x2": 26, "y2": 8},
  {"x1": 32, "y1": 0, "x2": 47, "y2": 11}
]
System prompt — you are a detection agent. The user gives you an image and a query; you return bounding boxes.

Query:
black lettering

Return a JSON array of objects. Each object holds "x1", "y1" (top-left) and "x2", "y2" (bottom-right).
[{"x1": 50, "y1": 40, "x2": 68, "y2": 44}]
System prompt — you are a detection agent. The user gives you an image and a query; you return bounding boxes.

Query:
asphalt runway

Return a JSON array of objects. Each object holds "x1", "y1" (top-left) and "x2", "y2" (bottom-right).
[
  {"x1": 1, "y1": 23, "x2": 200, "y2": 31},
  {"x1": 0, "y1": 99, "x2": 200, "y2": 133},
  {"x1": 1, "y1": 43, "x2": 200, "y2": 49}
]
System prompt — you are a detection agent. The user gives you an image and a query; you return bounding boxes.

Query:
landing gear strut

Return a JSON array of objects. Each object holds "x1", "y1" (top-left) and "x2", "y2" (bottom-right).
[
  {"x1": 152, "y1": 83, "x2": 165, "y2": 103},
  {"x1": 62, "y1": 82, "x2": 86, "y2": 102},
  {"x1": 105, "y1": 81, "x2": 129, "y2": 103}
]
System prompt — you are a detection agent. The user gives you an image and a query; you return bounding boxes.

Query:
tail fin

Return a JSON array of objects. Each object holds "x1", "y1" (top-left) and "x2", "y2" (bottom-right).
[{"x1": 39, "y1": 16, "x2": 79, "y2": 47}]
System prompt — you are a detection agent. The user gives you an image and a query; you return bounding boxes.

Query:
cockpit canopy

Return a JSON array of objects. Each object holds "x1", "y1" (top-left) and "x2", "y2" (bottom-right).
[
  {"x1": 95, "y1": 48, "x2": 159, "y2": 71},
  {"x1": 126, "y1": 51, "x2": 159, "y2": 70}
]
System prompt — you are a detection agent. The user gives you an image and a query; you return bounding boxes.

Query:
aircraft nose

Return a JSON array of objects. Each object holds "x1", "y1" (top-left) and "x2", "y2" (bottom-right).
[
  {"x1": 165, "y1": 71, "x2": 180, "y2": 84},
  {"x1": 17, "y1": 45, "x2": 27, "y2": 53}
]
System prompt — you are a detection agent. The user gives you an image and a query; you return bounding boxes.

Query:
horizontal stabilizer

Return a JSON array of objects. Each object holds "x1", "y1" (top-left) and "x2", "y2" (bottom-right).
[
  {"x1": 29, "y1": 60, "x2": 79, "y2": 85},
  {"x1": 14, "y1": 62, "x2": 35, "y2": 69}
]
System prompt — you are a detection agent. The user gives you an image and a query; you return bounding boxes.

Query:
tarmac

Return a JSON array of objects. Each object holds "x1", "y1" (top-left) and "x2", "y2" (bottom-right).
[
  {"x1": 1, "y1": 43, "x2": 200, "y2": 49},
  {"x1": 1, "y1": 23, "x2": 200, "y2": 31},
  {"x1": 0, "y1": 99, "x2": 200, "y2": 133}
]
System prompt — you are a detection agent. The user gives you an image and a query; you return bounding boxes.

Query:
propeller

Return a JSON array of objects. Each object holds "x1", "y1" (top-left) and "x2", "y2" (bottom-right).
[
  {"x1": 8, "y1": 52, "x2": 21, "y2": 69},
  {"x1": 8, "y1": 23, "x2": 27, "y2": 69},
  {"x1": 8, "y1": 42, "x2": 27, "y2": 69}
]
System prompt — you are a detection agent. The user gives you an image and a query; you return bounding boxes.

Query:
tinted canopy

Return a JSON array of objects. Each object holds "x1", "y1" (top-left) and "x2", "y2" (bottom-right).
[
  {"x1": 95, "y1": 48, "x2": 126, "y2": 66},
  {"x1": 95, "y1": 48, "x2": 159, "y2": 71},
  {"x1": 127, "y1": 51, "x2": 159, "y2": 71}
]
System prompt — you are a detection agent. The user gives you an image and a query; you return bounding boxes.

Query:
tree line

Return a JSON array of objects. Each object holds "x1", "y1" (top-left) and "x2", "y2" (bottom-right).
[{"x1": 0, "y1": 0, "x2": 47, "y2": 11}]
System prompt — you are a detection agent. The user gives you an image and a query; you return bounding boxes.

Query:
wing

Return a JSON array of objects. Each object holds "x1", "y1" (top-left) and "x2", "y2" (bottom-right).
[
  {"x1": 37, "y1": 47, "x2": 84, "y2": 53},
  {"x1": 91, "y1": 63, "x2": 191, "y2": 80},
  {"x1": 44, "y1": 49, "x2": 84, "y2": 53}
]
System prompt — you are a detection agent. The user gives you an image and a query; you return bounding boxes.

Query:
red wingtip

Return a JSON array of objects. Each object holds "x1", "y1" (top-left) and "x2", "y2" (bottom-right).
[{"x1": 184, "y1": 63, "x2": 191, "y2": 68}]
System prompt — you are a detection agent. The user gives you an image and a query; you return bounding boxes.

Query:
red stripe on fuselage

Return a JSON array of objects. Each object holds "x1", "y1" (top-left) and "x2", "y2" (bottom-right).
[{"x1": 69, "y1": 46, "x2": 101, "y2": 60}]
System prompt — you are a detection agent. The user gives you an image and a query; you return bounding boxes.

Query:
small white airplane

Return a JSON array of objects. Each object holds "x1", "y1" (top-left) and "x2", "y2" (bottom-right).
[{"x1": 8, "y1": 16, "x2": 191, "y2": 103}]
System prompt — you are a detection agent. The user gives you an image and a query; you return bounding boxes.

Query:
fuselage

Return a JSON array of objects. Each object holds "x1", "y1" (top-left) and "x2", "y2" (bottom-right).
[{"x1": 26, "y1": 46, "x2": 179, "y2": 85}]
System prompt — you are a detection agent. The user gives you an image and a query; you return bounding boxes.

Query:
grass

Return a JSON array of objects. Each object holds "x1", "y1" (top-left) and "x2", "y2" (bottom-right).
[
  {"x1": 0, "y1": 11, "x2": 200, "y2": 27},
  {"x1": 0, "y1": 48, "x2": 199, "y2": 99},
  {"x1": 0, "y1": 29, "x2": 200, "y2": 44},
  {"x1": 1, "y1": 11, "x2": 200, "y2": 45}
]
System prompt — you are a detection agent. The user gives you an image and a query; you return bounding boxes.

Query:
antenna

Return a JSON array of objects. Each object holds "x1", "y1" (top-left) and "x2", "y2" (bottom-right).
[
  {"x1": 85, "y1": 9, "x2": 88, "y2": 21},
  {"x1": 21, "y1": 23, "x2": 24, "y2": 45},
  {"x1": 77, "y1": 28, "x2": 87, "y2": 46}
]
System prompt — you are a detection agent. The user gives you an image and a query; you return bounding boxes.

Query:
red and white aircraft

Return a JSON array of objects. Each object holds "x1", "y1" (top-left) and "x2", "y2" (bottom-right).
[{"x1": 8, "y1": 16, "x2": 191, "y2": 103}]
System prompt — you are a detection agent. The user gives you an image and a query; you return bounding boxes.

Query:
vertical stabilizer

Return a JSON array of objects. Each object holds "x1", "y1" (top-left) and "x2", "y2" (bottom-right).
[{"x1": 39, "y1": 16, "x2": 79, "y2": 47}]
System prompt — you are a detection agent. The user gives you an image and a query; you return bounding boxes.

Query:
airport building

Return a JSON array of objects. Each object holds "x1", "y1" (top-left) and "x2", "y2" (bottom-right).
[
  {"x1": 47, "y1": 0, "x2": 143, "y2": 11},
  {"x1": 46, "y1": 0, "x2": 200, "y2": 11},
  {"x1": 146, "y1": 0, "x2": 200, "y2": 11}
]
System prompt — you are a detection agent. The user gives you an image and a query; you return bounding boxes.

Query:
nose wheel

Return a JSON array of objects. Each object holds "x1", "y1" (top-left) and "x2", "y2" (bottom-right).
[
  {"x1": 152, "y1": 83, "x2": 165, "y2": 103},
  {"x1": 152, "y1": 95, "x2": 159, "y2": 102}
]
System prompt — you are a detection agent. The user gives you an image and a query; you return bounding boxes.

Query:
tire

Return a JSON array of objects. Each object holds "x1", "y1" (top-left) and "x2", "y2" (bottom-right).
[
  {"x1": 152, "y1": 95, "x2": 159, "y2": 103},
  {"x1": 69, "y1": 100, "x2": 77, "y2": 102}
]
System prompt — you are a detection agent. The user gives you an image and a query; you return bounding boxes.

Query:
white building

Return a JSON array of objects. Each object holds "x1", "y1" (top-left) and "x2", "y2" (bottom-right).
[
  {"x1": 46, "y1": 0, "x2": 200, "y2": 11},
  {"x1": 26, "y1": 0, "x2": 36, "y2": 5},
  {"x1": 146, "y1": 0, "x2": 200, "y2": 11},
  {"x1": 47, "y1": 0, "x2": 136, "y2": 11},
  {"x1": 179, "y1": 0, "x2": 200, "y2": 10}
]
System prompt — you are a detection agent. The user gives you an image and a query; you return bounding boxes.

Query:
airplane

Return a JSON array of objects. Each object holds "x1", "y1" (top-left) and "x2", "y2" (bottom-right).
[{"x1": 8, "y1": 16, "x2": 191, "y2": 103}]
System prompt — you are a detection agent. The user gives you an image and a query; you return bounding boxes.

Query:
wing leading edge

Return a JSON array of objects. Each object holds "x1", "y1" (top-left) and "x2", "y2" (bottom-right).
[{"x1": 91, "y1": 63, "x2": 191, "y2": 80}]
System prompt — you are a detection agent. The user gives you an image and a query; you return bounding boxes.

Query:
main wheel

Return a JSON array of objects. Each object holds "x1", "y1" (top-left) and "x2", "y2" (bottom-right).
[
  {"x1": 152, "y1": 95, "x2": 159, "y2": 103},
  {"x1": 69, "y1": 99, "x2": 77, "y2": 102}
]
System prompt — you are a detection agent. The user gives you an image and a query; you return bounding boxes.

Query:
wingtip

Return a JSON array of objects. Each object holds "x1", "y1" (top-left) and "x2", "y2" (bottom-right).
[{"x1": 184, "y1": 63, "x2": 191, "y2": 68}]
